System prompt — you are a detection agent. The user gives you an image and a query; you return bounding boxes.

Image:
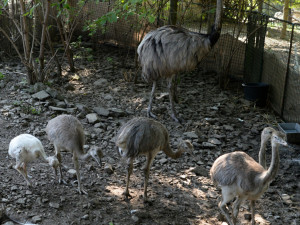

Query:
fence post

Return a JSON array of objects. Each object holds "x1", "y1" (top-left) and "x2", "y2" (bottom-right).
[{"x1": 280, "y1": 23, "x2": 295, "y2": 118}]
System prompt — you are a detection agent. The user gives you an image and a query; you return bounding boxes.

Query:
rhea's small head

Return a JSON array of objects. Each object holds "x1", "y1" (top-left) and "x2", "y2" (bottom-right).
[
  {"x1": 89, "y1": 146, "x2": 103, "y2": 166},
  {"x1": 178, "y1": 139, "x2": 194, "y2": 156},
  {"x1": 47, "y1": 156, "x2": 59, "y2": 169},
  {"x1": 271, "y1": 132, "x2": 288, "y2": 147},
  {"x1": 261, "y1": 127, "x2": 276, "y2": 141}
]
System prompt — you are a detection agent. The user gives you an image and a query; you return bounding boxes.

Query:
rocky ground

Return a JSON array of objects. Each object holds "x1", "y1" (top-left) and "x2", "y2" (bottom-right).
[{"x1": 0, "y1": 45, "x2": 299, "y2": 225}]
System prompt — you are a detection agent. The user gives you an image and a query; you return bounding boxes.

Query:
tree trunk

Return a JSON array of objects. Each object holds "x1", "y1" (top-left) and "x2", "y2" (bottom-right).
[
  {"x1": 169, "y1": 0, "x2": 178, "y2": 25},
  {"x1": 206, "y1": 0, "x2": 217, "y2": 33},
  {"x1": 56, "y1": 16, "x2": 75, "y2": 72},
  {"x1": 257, "y1": 0, "x2": 263, "y2": 13},
  {"x1": 280, "y1": 0, "x2": 290, "y2": 39},
  {"x1": 19, "y1": 0, "x2": 36, "y2": 84},
  {"x1": 38, "y1": 0, "x2": 51, "y2": 81}
]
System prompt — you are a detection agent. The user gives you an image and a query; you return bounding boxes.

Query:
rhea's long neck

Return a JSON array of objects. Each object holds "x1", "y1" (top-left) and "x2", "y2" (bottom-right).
[{"x1": 262, "y1": 142, "x2": 280, "y2": 185}]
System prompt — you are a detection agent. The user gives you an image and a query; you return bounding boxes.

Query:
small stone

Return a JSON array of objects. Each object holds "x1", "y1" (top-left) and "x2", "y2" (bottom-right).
[
  {"x1": 11, "y1": 185, "x2": 18, "y2": 191},
  {"x1": 202, "y1": 142, "x2": 216, "y2": 148},
  {"x1": 1, "y1": 198, "x2": 9, "y2": 203},
  {"x1": 56, "y1": 101, "x2": 66, "y2": 108},
  {"x1": 3, "y1": 222, "x2": 14, "y2": 225},
  {"x1": 46, "y1": 87, "x2": 58, "y2": 98},
  {"x1": 16, "y1": 198, "x2": 26, "y2": 204},
  {"x1": 94, "y1": 78, "x2": 108, "y2": 86},
  {"x1": 191, "y1": 166, "x2": 208, "y2": 177},
  {"x1": 164, "y1": 192, "x2": 172, "y2": 198},
  {"x1": 93, "y1": 107, "x2": 109, "y2": 117},
  {"x1": 109, "y1": 108, "x2": 126, "y2": 117},
  {"x1": 81, "y1": 214, "x2": 89, "y2": 220},
  {"x1": 42, "y1": 198, "x2": 49, "y2": 203},
  {"x1": 223, "y1": 125, "x2": 234, "y2": 131},
  {"x1": 86, "y1": 113, "x2": 99, "y2": 124},
  {"x1": 183, "y1": 131, "x2": 198, "y2": 139},
  {"x1": 159, "y1": 158, "x2": 168, "y2": 164},
  {"x1": 32, "y1": 90, "x2": 50, "y2": 100},
  {"x1": 208, "y1": 138, "x2": 222, "y2": 145},
  {"x1": 104, "y1": 94, "x2": 113, "y2": 100},
  {"x1": 68, "y1": 169, "x2": 77, "y2": 178},
  {"x1": 104, "y1": 163, "x2": 114, "y2": 175},
  {"x1": 49, "y1": 106, "x2": 68, "y2": 112},
  {"x1": 49, "y1": 202, "x2": 60, "y2": 209},
  {"x1": 32, "y1": 215, "x2": 42, "y2": 223},
  {"x1": 131, "y1": 215, "x2": 139, "y2": 223}
]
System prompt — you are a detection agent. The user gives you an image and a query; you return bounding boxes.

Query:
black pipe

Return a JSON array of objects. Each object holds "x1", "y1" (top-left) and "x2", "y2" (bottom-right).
[{"x1": 280, "y1": 24, "x2": 295, "y2": 118}]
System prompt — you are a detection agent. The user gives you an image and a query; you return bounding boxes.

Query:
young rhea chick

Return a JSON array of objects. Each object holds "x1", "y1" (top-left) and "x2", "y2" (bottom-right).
[
  {"x1": 45, "y1": 114, "x2": 103, "y2": 195},
  {"x1": 8, "y1": 134, "x2": 59, "y2": 186},
  {"x1": 210, "y1": 128, "x2": 288, "y2": 225},
  {"x1": 115, "y1": 117, "x2": 194, "y2": 202}
]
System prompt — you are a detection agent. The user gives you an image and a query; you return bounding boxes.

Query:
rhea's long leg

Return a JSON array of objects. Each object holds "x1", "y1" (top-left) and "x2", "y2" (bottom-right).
[
  {"x1": 123, "y1": 158, "x2": 133, "y2": 199},
  {"x1": 142, "y1": 153, "x2": 155, "y2": 202},
  {"x1": 15, "y1": 162, "x2": 32, "y2": 186},
  {"x1": 250, "y1": 200, "x2": 256, "y2": 225},
  {"x1": 72, "y1": 153, "x2": 87, "y2": 195},
  {"x1": 168, "y1": 77, "x2": 182, "y2": 123},
  {"x1": 147, "y1": 81, "x2": 157, "y2": 119},
  {"x1": 54, "y1": 145, "x2": 66, "y2": 185}
]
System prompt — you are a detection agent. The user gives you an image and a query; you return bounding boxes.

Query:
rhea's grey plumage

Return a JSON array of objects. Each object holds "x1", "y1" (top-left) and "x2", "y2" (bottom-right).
[
  {"x1": 137, "y1": 0, "x2": 222, "y2": 122},
  {"x1": 210, "y1": 128, "x2": 288, "y2": 225},
  {"x1": 115, "y1": 117, "x2": 194, "y2": 202},
  {"x1": 45, "y1": 114, "x2": 103, "y2": 195}
]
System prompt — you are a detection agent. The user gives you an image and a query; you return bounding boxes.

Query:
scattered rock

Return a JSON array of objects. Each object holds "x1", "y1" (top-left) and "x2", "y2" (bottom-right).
[
  {"x1": 159, "y1": 158, "x2": 168, "y2": 164},
  {"x1": 202, "y1": 142, "x2": 216, "y2": 148},
  {"x1": 109, "y1": 108, "x2": 126, "y2": 117},
  {"x1": 16, "y1": 198, "x2": 26, "y2": 204},
  {"x1": 86, "y1": 113, "x2": 99, "y2": 124},
  {"x1": 49, "y1": 106, "x2": 68, "y2": 112},
  {"x1": 183, "y1": 131, "x2": 198, "y2": 139},
  {"x1": 32, "y1": 90, "x2": 50, "y2": 100},
  {"x1": 68, "y1": 169, "x2": 77, "y2": 178},
  {"x1": 208, "y1": 138, "x2": 222, "y2": 145},
  {"x1": 104, "y1": 163, "x2": 114, "y2": 175},
  {"x1": 3, "y1": 222, "x2": 14, "y2": 225},
  {"x1": 32, "y1": 215, "x2": 43, "y2": 223},
  {"x1": 94, "y1": 107, "x2": 110, "y2": 117},
  {"x1": 49, "y1": 202, "x2": 60, "y2": 209},
  {"x1": 164, "y1": 192, "x2": 172, "y2": 198},
  {"x1": 191, "y1": 166, "x2": 208, "y2": 177},
  {"x1": 94, "y1": 78, "x2": 108, "y2": 86}
]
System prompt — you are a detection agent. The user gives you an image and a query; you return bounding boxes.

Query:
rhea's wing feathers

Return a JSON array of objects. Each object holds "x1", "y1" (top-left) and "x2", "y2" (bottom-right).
[
  {"x1": 116, "y1": 118, "x2": 164, "y2": 158},
  {"x1": 137, "y1": 25, "x2": 211, "y2": 82},
  {"x1": 46, "y1": 115, "x2": 85, "y2": 154},
  {"x1": 211, "y1": 152, "x2": 265, "y2": 192}
]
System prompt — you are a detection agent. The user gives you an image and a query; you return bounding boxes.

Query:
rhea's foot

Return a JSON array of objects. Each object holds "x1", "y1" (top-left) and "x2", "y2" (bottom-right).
[
  {"x1": 147, "y1": 110, "x2": 157, "y2": 119},
  {"x1": 171, "y1": 113, "x2": 184, "y2": 124}
]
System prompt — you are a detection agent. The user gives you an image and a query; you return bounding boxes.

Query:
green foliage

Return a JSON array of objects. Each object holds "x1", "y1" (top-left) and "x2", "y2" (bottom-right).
[
  {"x1": 71, "y1": 36, "x2": 94, "y2": 62},
  {"x1": 84, "y1": 0, "x2": 163, "y2": 36},
  {"x1": 23, "y1": 2, "x2": 41, "y2": 18},
  {"x1": 14, "y1": 101, "x2": 42, "y2": 115},
  {"x1": 0, "y1": 72, "x2": 4, "y2": 80}
]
